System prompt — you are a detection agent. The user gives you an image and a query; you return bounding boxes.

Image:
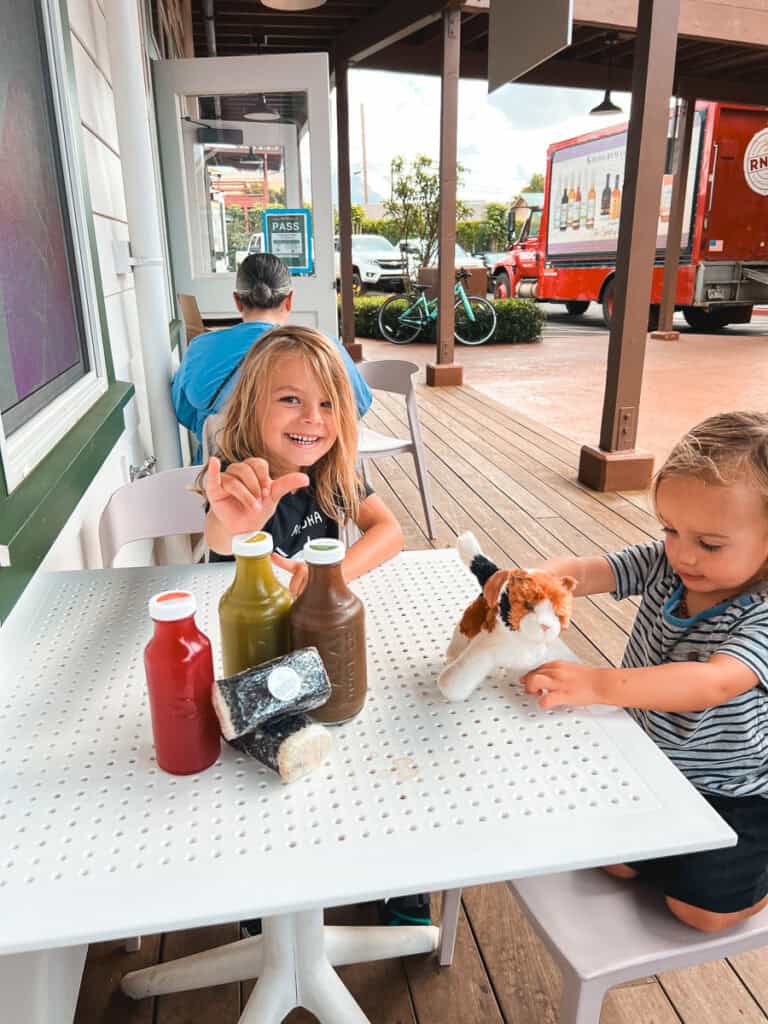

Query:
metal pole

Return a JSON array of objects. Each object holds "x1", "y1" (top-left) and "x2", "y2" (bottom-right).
[
  {"x1": 654, "y1": 97, "x2": 696, "y2": 337},
  {"x1": 428, "y1": 4, "x2": 463, "y2": 387},
  {"x1": 360, "y1": 104, "x2": 369, "y2": 206},
  {"x1": 335, "y1": 59, "x2": 360, "y2": 358},
  {"x1": 578, "y1": 0, "x2": 680, "y2": 491},
  {"x1": 104, "y1": 0, "x2": 182, "y2": 472}
]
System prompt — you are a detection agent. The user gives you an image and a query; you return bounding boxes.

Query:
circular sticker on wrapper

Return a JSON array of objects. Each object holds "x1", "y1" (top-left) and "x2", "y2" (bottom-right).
[
  {"x1": 744, "y1": 128, "x2": 768, "y2": 196},
  {"x1": 267, "y1": 665, "x2": 302, "y2": 702}
]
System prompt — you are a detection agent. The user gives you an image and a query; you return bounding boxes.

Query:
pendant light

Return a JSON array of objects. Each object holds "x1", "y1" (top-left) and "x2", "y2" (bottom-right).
[
  {"x1": 590, "y1": 89, "x2": 623, "y2": 116},
  {"x1": 260, "y1": 0, "x2": 326, "y2": 9},
  {"x1": 243, "y1": 94, "x2": 281, "y2": 122},
  {"x1": 590, "y1": 33, "x2": 623, "y2": 117}
]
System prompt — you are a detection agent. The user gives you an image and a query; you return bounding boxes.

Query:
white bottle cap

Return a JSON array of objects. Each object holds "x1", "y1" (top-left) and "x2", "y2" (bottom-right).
[
  {"x1": 303, "y1": 537, "x2": 345, "y2": 565},
  {"x1": 149, "y1": 590, "x2": 197, "y2": 621},
  {"x1": 232, "y1": 530, "x2": 273, "y2": 558}
]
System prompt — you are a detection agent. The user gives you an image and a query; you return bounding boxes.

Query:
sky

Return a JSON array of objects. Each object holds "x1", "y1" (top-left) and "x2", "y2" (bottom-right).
[{"x1": 334, "y1": 70, "x2": 632, "y2": 205}]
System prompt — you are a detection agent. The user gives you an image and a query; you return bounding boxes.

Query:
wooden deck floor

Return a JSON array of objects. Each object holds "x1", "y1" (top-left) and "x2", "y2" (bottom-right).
[{"x1": 75, "y1": 384, "x2": 768, "y2": 1024}]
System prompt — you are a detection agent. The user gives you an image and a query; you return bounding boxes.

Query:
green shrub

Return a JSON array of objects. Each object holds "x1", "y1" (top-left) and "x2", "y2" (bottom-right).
[
  {"x1": 348, "y1": 294, "x2": 544, "y2": 344},
  {"x1": 492, "y1": 299, "x2": 545, "y2": 343}
]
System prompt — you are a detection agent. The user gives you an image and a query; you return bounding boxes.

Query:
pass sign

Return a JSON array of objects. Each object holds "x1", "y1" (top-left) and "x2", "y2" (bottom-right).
[{"x1": 263, "y1": 209, "x2": 313, "y2": 274}]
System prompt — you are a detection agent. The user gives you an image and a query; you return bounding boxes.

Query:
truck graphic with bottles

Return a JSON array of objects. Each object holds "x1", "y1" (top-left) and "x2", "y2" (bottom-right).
[{"x1": 491, "y1": 102, "x2": 768, "y2": 331}]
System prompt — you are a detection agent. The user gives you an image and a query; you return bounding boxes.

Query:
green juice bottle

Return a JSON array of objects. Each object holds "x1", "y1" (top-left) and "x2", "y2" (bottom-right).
[{"x1": 218, "y1": 531, "x2": 293, "y2": 677}]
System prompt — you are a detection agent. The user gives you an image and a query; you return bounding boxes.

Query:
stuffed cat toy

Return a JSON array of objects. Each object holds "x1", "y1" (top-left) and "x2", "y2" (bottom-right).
[{"x1": 437, "y1": 532, "x2": 577, "y2": 702}]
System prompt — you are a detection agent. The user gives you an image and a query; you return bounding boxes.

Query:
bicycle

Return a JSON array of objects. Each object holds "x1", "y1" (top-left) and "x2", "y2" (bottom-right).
[{"x1": 377, "y1": 270, "x2": 497, "y2": 346}]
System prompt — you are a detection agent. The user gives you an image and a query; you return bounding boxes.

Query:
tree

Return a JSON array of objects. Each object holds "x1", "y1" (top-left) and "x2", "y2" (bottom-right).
[
  {"x1": 524, "y1": 172, "x2": 545, "y2": 193},
  {"x1": 484, "y1": 202, "x2": 509, "y2": 250},
  {"x1": 384, "y1": 155, "x2": 471, "y2": 275}
]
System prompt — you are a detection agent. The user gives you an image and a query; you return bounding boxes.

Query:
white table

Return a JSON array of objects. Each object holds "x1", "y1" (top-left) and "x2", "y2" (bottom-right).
[{"x1": 0, "y1": 551, "x2": 735, "y2": 1023}]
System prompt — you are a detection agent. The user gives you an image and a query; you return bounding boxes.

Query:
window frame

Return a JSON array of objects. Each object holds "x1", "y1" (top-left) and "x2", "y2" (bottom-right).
[{"x1": 0, "y1": 0, "x2": 109, "y2": 494}]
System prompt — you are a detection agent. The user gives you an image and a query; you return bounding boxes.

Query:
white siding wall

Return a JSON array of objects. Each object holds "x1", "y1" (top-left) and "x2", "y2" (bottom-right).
[{"x1": 40, "y1": 0, "x2": 155, "y2": 571}]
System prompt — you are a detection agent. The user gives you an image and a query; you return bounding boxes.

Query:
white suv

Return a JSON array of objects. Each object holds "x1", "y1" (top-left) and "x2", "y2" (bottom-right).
[{"x1": 334, "y1": 234, "x2": 407, "y2": 294}]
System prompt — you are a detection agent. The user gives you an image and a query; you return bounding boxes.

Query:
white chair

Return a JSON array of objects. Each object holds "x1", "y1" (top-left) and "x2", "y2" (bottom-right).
[
  {"x1": 358, "y1": 360, "x2": 435, "y2": 539},
  {"x1": 99, "y1": 466, "x2": 206, "y2": 567},
  {"x1": 439, "y1": 871, "x2": 768, "y2": 1024},
  {"x1": 202, "y1": 412, "x2": 226, "y2": 464}
]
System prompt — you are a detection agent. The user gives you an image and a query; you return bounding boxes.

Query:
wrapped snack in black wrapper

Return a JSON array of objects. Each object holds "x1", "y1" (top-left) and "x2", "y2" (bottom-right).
[
  {"x1": 213, "y1": 647, "x2": 331, "y2": 741},
  {"x1": 230, "y1": 714, "x2": 333, "y2": 784}
]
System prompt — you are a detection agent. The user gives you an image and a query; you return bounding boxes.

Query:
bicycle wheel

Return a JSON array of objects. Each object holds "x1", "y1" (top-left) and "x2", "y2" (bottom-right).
[
  {"x1": 454, "y1": 295, "x2": 496, "y2": 345},
  {"x1": 378, "y1": 294, "x2": 425, "y2": 344}
]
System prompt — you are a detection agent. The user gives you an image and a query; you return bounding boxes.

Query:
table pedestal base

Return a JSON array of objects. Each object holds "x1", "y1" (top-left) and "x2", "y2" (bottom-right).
[{"x1": 122, "y1": 910, "x2": 439, "y2": 1023}]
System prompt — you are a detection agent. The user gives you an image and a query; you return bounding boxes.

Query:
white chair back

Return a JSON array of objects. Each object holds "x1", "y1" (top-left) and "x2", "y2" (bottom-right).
[
  {"x1": 357, "y1": 359, "x2": 435, "y2": 539},
  {"x1": 99, "y1": 467, "x2": 206, "y2": 568}
]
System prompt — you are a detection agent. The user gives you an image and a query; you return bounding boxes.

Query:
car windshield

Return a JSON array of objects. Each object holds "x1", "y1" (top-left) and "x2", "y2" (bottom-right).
[
  {"x1": 352, "y1": 236, "x2": 398, "y2": 253},
  {"x1": 455, "y1": 243, "x2": 469, "y2": 259}
]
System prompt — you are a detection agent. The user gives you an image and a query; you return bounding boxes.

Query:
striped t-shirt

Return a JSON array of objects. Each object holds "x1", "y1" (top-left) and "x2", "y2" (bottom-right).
[{"x1": 606, "y1": 539, "x2": 768, "y2": 798}]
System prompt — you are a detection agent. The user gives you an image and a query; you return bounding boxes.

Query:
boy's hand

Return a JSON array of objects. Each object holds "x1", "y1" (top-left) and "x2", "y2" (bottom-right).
[
  {"x1": 271, "y1": 553, "x2": 309, "y2": 597},
  {"x1": 205, "y1": 456, "x2": 309, "y2": 538},
  {"x1": 521, "y1": 661, "x2": 606, "y2": 709}
]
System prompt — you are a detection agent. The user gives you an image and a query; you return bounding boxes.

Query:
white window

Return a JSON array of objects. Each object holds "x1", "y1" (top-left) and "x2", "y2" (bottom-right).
[{"x1": 0, "y1": 0, "x2": 108, "y2": 492}]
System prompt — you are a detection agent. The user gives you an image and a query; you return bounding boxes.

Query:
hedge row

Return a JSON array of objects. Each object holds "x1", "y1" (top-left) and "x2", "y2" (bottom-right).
[{"x1": 348, "y1": 295, "x2": 545, "y2": 344}]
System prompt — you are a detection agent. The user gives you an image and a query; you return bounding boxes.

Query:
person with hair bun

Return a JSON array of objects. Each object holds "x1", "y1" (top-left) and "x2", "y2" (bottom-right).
[{"x1": 172, "y1": 253, "x2": 371, "y2": 458}]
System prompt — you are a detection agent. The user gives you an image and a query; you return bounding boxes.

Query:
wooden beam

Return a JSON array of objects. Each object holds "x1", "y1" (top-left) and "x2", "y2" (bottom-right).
[
  {"x1": 579, "y1": 0, "x2": 680, "y2": 491},
  {"x1": 336, "y1": 0, "x2": 449, "y2": 64},
  {"x1": 656, "y1": 97, "x2": 696, "y2": 334},
  {"x1": 335, "y1": 58, "x2": 359, "y2": 359},
  {"x1": 428, "y1": 7, "x2": 463, "y2": 387},
  {"x1": 574, "y1": 0, "x2": 768, "y2": 48}
]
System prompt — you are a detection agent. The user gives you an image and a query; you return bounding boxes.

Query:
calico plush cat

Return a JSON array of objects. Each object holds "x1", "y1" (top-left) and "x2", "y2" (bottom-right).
[{"x1": 437, "y1": 532, "x2": 576, "y2": 702}]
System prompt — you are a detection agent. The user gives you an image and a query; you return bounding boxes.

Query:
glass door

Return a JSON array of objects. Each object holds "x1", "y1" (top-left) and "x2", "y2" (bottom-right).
[{"x1": 153, "y1": 54, "x2": 335, "y2": 336}]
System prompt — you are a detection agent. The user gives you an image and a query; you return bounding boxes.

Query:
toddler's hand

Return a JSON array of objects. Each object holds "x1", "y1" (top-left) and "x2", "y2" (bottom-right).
[
  {"x1": 271, "y1": 553, "x2": 309, "y2": 597},
  {"x1": 521, "y1": 661, "x2": 605, "y2": 710},
  {"x1": 205, "y1": 456, "x2": 309, "y2": 538}
]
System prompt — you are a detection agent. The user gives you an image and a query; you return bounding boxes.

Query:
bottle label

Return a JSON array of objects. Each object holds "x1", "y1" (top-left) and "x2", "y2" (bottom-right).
[{"x1": 267, "y1": 665, "x2": 302, "y2": 702}]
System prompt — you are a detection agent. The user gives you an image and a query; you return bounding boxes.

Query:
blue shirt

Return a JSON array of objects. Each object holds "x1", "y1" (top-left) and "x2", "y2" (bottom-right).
[
  {"x1": 607, "y1": 539, "x2": 768, "y2": 798},
  {"x1": 171, "y1": 320, "x2": 372, "y2": 455}
]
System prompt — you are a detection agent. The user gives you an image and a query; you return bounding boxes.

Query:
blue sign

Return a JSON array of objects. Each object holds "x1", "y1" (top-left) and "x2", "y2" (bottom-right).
[{"x1": 263, "y1": 208, "x2": 313, "y2": 275}]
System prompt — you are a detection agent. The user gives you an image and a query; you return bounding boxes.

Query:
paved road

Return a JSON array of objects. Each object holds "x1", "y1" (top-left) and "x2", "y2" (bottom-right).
[{"x1": 542, "y1": 303, "x2": 768, "y2": 337}]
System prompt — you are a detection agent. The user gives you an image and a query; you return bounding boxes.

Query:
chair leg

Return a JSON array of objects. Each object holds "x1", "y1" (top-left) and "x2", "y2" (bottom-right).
[
  {"x1": 559, "y1": 971, "x2": 606, "y2": 1024},
  {"x1": 438, "y1": 889, "x2": 462, "y2": 967},
  {"x1": 411, "y1": 451, "x2": 436, "y2": 540}
]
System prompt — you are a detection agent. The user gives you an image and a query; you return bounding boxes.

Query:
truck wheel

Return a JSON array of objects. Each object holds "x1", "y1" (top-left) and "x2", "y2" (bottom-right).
[
  {"x1": 352, "y1": 272, "x2": 365, "y2": 297},
  {"x1": 602, "y1": 283, "x2": 661, "y2": 331},
  {"x1": 601, "y1": 280, "x2": 615, "y2": 328},
  {"x1": 682, "y1": 306, "x2": 730, "y2": 331},
  {"x1": 494, "y1": 271, "x2": 512, "y2": 300},
  {"x1": 565, "y1": 301, "x2": 590, "y2": 316}
]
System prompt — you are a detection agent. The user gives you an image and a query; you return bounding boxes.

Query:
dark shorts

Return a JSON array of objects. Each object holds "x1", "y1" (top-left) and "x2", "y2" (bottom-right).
[{"x1": 627, "y1": 791, "x2": 768, "y2": 914}]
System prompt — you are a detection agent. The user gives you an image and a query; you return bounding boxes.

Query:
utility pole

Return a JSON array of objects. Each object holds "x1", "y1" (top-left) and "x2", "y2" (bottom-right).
[{"x1": 360, "y1": 103, "x2": 369, "y2": 205}]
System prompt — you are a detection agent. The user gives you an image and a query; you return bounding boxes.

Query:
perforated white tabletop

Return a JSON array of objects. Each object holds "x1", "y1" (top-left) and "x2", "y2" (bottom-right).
[{"x1": 0, "y1": 550, "x2": 734, "y2": 956}]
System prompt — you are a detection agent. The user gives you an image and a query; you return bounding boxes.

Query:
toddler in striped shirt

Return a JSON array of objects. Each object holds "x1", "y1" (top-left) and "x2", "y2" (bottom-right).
[{"x1": 522, "y1": 411, "x2": 768, "y2": 933}]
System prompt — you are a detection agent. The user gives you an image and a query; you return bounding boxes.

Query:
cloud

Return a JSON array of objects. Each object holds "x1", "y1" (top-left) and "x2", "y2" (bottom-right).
[{"x1": 334, "y1": 70, "x2": 630, "y2": 204}]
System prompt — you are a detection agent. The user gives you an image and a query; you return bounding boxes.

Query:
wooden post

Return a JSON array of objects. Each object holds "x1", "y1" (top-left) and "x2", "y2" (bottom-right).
[
  {"x1": 427, "y1": 4, "x2": 464, "y2": 388},
  {"x1": 578, "y1": 0, "x2": 680, "y2": 492},
  {"x1": 651, "y1": 97, "x2": 696, "y2": 339},
  {"x1": 335, "y1": 57, "x2": 362, "y2": 361}
]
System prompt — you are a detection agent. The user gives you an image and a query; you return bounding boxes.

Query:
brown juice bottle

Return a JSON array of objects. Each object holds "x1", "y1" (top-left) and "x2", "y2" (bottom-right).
[
  {"x1": 290, "y1": 538, "x2": 367, "y2": 725},
  {"x1": 218, "y1": 530, "x2": 292, "y2": 676}
]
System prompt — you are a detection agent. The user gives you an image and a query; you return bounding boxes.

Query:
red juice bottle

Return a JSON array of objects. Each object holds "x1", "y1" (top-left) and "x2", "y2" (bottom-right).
[{"x1": 144, "y1": 590, "x2": 221, "y2": 775}]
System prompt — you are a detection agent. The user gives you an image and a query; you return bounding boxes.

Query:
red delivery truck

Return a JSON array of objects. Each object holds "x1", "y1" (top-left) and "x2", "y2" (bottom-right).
[{"x1": 491, "y1": 102, "x2": 768, "y2": 331}]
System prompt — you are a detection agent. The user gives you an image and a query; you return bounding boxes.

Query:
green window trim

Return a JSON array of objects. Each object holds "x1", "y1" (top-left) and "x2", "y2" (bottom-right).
[
  {"x1": 0, "y1": 381, "x2": 134, "y2": 623},
  {"x1": 0, "y1": 0, "x2": 136, "y2": 623}
]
